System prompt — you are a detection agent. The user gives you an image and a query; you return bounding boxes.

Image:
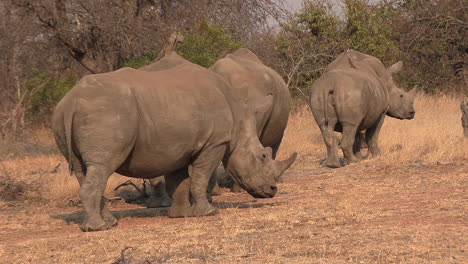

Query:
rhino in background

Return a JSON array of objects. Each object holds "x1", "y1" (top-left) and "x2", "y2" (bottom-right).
[
  {"x1": 310, "y1": 49, "x2": 416, "y2": 168},
  {"x1": 144, "y1": 48, "x2": 296, "y2": 207},
  {"x1": 52, "y1": 53, "x2": 297, "y2": 231},
  {"x1": 210, "y1": 48, "x2": 294, "y2": 188}
]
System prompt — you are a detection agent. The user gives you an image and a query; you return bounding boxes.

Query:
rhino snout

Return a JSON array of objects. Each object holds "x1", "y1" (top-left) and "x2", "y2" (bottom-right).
[{"x1": 248, "y1": 185, "x2": 278, "y2": 198}]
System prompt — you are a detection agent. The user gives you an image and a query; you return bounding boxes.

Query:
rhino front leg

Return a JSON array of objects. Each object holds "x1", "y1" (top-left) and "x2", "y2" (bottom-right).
[
  {"x1": 190, "y1": 144, "x2": 226, "y2": 217},
  {"x1": 166, "y1": 167, "x2": 192, "y2": 218},
  {"x1": 319, "y1": 121, "x2": 341, "y2": 168},
  {"x1": 341, "y1": 125, "x2": 360, "y2": 165},
  {"x1": 366, "y1": 114, "x2": 386, "y2": 157}
]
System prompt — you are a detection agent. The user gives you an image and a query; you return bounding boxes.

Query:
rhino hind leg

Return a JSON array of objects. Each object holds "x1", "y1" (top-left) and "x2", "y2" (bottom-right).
[
  {"x1": 190, "y1": 144, "x2": 226, "y2": 217},
  {"x1": 319, "y1": 121, "x2": 341, "y2": 168},
  {"x1": 78, "y1": 164, "x2": 118, "y2": 232},
  {"x1": 341, "y1": 125, "x2": 360, "y2": 165}
]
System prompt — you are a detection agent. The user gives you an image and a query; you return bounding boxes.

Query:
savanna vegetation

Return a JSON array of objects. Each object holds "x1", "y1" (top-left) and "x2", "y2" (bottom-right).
[{"x1": 0, "y1": 0, "x2": 466, "y2": 263}]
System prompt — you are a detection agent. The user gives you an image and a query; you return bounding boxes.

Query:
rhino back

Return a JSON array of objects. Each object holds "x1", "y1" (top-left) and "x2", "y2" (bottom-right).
[
  {"x1": 211, "y1": 53, "x2": 290, "y2": 147},
  {"x1": 55, "y1": 66, "x2": 233, "y2": 178},
  {"x1": 123, "y1": 66, "x2": 233, "y2": 177}
]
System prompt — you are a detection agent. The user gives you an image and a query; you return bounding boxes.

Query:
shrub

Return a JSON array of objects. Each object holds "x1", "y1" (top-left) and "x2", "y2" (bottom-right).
[
  {"x1": 178, "y1": 20, "x2": 244, "y2": 68},
  {"x1": 26, "y1": 72, "x2": 77, "y2": 119}
]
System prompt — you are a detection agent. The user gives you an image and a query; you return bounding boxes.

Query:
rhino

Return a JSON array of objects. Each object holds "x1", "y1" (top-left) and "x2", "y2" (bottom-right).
[
  {"x1": 309, "y1": 49, "x2": 416, "y2": 168},
  {"x1": 145, "y1": 48, "x2": 295, "y2": 207},
  {"x1": 52, "y1": 53, "x2": 297, "y2": 231}
]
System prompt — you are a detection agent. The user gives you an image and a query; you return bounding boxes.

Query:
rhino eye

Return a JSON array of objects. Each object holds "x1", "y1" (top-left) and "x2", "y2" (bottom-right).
[
  {"x1": 400, "y1": 94, "x2": 403, "y2": 98},
  {"x1": 262, "y1": 154, "x2": 267, "y2": 159}
]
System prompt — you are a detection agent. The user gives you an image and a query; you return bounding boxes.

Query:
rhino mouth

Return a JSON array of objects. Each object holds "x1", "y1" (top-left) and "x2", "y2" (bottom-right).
[
  {"x1": 246, "y1": 186, "x2": 278, "y2": 199},
  {"x1": 386, "y1": 112, "x2": 415, "y2": 120}
]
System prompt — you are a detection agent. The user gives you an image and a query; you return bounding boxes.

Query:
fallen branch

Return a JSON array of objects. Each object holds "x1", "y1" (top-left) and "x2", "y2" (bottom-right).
[{"x1": 114, "y1": 180, "x2": 149, "y2": 198}]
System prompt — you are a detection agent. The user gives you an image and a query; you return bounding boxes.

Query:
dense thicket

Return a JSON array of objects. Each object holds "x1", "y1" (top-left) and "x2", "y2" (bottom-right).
[{"x1": 0, "y1": 0, "x2": 466, "y2": 135}]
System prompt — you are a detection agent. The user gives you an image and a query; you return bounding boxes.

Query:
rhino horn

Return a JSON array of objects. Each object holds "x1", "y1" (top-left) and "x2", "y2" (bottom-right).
[{"x1": 274, "y1": 152, "x2": 297, "y2": 180}]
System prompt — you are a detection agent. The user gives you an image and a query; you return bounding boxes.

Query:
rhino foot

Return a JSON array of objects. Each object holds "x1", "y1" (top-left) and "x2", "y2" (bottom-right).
[
  {"x1": 102, "y1": 208, "x2": 118, "y2": 228},
  {"x1": 321, "y1": 158, "x2": 341, "y2": 168},
  {"x1": 168, "y1": 204, "x2": 193, "y2": 218},
  {"x1": 230, "y1": 183, "x2": 243, "y2": 193},
  {"x1": 344, "y1": 156, "x2": 360, "y2": 165},
  {"x1": 147, "y1": 195, "x2": 172, "y2": 208},
  {"x1": 210, "y1": 185, "x2": 223, "y2": 196},
  {"x1": 192, "y1": 201, "x2": 219, "y2": 217},
  {"x1": 80, "y1": 217, "x2": 110, "y2": 232}
]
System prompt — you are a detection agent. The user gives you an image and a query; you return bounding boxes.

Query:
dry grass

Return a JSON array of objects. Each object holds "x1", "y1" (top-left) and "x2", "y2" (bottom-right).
[
  {"x1": 277, "y1": 93, "x2": 467, "y2": 168},
  {"x1": 0, "y1": 94, "x2": 466, "y2": 263}
]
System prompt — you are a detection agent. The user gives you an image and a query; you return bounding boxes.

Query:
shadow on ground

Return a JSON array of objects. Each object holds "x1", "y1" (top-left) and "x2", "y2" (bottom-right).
[
  {"x1": 51, "y1": 207, "x2": 169, "y2": 225},
  {"x1": 51, "y1": 199, "x2": 281, "y2": 225}
]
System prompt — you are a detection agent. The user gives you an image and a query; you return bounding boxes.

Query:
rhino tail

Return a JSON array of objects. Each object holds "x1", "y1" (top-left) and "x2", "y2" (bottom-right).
[
  {"x1": 324, "y1": 88, "x2": 335, "y2": 127},
  {"x1": 64, "y1": 102, "x2": 76, "y2": 175}
]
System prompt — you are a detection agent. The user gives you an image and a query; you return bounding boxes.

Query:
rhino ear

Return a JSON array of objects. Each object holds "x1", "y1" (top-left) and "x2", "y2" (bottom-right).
[
  {"x1": 250, "y1": 94, "x2": 273, "y2": 114},
  {"x1": 388, "y1": 61, "x2": 403, "y2": 74},
  {"x1": 409, "y1": 85, "x2": 418, "y2": 96}
]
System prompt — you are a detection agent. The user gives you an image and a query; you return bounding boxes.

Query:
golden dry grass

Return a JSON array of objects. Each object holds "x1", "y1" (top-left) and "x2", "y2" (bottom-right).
[
  {"x1": 0, "y1": 94, "x2": 466, "y2": 263},
  {"x1": 277, "y1": 93, "x2": 467, "y2": 168}
]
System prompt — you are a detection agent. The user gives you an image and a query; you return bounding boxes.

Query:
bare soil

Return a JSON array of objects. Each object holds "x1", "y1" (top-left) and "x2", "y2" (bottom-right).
[{"x1": 1, "y1": 161, "x2": 466, "y2": 263}]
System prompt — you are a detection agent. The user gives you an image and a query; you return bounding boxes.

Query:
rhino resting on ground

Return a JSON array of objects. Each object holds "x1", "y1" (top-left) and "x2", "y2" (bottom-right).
[
  {"x1": 309, "y1": 49, "x2": 416, "y2": 168},
  {"x1": 145, "y1": 48, "x2": 295, "y2": 207},
  {"x1": 52, "y1": 53, "x2": 297, "y2": 231}
]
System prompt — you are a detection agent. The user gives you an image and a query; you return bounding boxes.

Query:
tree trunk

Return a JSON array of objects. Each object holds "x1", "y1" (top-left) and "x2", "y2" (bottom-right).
[{"x1": 462, "y1": 98, "x2": 468, "y2": 138}]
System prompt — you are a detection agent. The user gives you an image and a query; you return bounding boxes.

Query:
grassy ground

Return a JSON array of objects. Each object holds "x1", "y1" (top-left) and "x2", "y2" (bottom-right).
[{"x1": 0, "y1": 94, "x2": 466, "y2": 263}]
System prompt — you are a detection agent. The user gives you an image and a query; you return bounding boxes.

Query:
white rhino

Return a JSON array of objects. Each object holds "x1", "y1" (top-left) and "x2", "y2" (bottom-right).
[
  {"x1": 310, "y1": 49, "x2": 416, "y2": 168},
  {"x1": 145, "y1": 48, "x2": 295, "y2": 207},
  {"x1": 52, "y1": 53, "x2": 296, "y2": 231}
]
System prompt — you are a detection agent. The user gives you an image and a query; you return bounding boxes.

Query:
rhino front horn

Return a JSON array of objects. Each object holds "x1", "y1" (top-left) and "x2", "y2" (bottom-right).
[{"x1": 275, "y1": 152, "x2": 298, "y2": 180}]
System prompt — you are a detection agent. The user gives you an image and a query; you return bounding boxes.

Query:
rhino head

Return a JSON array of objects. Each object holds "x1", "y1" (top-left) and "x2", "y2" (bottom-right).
[
  {"x1": 385, "y1": 61, "x2": 417, "y2": 120},
  {"x1": 223, "y1": 95, "x2": 297, "y2": 198}
]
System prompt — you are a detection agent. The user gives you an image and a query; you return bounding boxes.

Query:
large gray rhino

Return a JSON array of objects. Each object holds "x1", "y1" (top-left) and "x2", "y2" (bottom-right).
[
  {"x1": 310, "y1": 49, "x2": 416, "y2": 168},
  {"x1": 210, "y1": 48, "x2": 292, "y2": 156},
  {"x1": 145, "y1": 48, "x2": 295, "y2": 207},
  {"x1": 52, "y1": 53, "x2": 297, "y2": 231}
]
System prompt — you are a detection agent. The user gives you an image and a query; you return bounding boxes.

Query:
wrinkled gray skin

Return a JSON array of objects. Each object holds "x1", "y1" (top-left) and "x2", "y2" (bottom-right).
[
  {"x1": 146, "y1": 48, "x2": 295, "y2": 207},
  {"x1": 310, "y1": 49, "x2": 416, "y2": 168},
  {"x1": 52, "y1": 53, "x2": 296, "y2": 231}
]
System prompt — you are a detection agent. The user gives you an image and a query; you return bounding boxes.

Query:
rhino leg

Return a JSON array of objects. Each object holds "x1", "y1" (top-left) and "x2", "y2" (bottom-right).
[
  {"x1": 79, "y1": 164, "x2": 117, "y2": 232},
  {"x1": 208, "y1": 172, "x2": 223, "y2": 196},
  {"x1": 341, "y1": 125, "x2": 360, "y2": 165},
  {"x1": 319, "y1": 121, "x2": 341, "y2": 168},
  {"x1": 365, "y1": 114, "x2": 386, "y2": 156},
  {"x1": 147, "y1": 176, "x2": 172, "y2": 208},
  {"x1": 166, "y1": 167, "x2": 192, "y2": 218},
  {"x1": 74, "y1": 169, "x2": 117, "y2": 229},
  {"x1": 353, "y1": 132, "x2": 365, "y2": 160},
  {"x1": 190, "y1": 144, "x2": 226, "y2": 217}
]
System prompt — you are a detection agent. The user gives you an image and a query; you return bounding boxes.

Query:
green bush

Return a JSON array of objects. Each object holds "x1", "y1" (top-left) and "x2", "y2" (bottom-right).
[
  {"x1": 178, "y1": 20, "x2": 243, "y2": 68},
  {"x1": 26, "y1": 73, "x2": 77, "y2": 118},
  {"x1": 122, "y1": 52, "x2": 158, "y2": 69}
]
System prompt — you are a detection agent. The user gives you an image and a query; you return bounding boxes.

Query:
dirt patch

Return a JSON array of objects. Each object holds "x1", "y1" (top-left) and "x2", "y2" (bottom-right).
[{"x1": 0, "y1": 162, "x2": 466, "y2": 263}]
